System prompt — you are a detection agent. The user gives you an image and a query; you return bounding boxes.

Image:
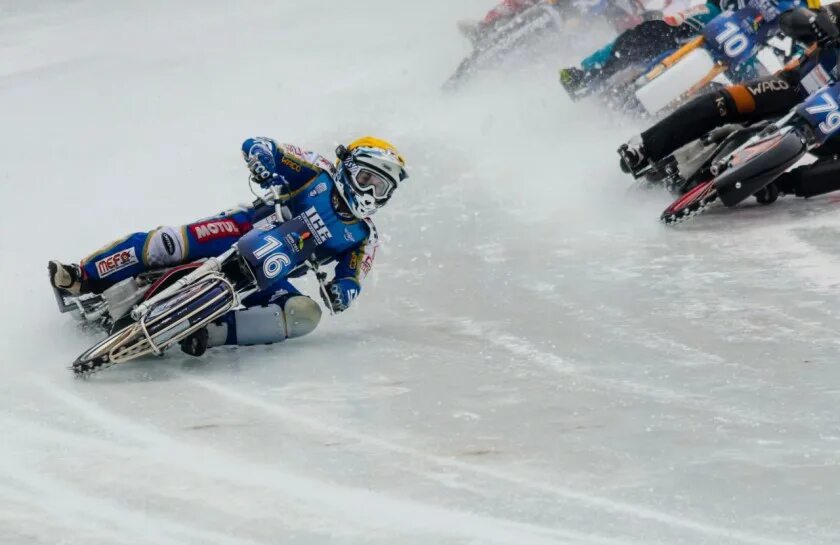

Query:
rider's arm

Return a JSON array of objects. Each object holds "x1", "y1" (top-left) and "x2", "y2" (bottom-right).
[
  {"x1": 241, "y1": 137, "x2": 332, "y2": 194},
  {"x1": 324, "y1": 222, "x2": 379, "y2": 312}
]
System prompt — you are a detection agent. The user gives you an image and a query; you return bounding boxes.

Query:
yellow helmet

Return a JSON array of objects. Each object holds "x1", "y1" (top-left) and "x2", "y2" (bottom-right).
[{"x1": 335, "y1": 136, "x2": 408, "y2": 218}]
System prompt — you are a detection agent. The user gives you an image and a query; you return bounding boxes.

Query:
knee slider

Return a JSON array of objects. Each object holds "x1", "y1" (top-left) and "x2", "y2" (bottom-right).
[
  {"x1": 145, "y1": 226, "x2": 185, "y2": 267},
  {"x1": 282, "y1": 295, "x2": 322, "y2": 339},
  {"x1": 229, "y1": 296, "x2": 321, "y2": 346}
]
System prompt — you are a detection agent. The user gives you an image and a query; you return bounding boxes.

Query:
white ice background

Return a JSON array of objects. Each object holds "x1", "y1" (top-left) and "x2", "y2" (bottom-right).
[{"x1": 1, "y1": 1, "x2": 839, "y2": 544}]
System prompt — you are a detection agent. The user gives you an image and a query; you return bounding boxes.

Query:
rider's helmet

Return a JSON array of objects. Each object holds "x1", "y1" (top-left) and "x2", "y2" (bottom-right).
[{"x1": 334, "y1": 136, "x2": 408, "y2": 219}]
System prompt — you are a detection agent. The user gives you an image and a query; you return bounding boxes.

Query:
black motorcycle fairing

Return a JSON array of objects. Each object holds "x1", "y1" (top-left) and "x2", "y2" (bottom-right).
[{"x1": 713, "y1": 127, "x2": 808, "y2": 207}]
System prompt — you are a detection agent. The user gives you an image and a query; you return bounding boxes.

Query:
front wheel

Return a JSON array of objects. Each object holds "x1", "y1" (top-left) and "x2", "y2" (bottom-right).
[
  {"x1": 71, "y1": 274, "x2": 238, "y2": 376},
  {"x1": 660, "y1": 179, "x2": 719, "y2": 225},
  {"x1": 72, "y1": 326, "x2": 145, "y2": 376}
]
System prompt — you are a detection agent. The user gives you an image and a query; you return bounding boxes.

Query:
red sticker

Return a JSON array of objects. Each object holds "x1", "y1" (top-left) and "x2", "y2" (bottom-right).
[{"x1": 189, "y1": 219, "x2": 242, "y2": 242}]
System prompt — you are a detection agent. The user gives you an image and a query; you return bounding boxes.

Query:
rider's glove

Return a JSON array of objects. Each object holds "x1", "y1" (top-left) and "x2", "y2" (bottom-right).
[
  {"x1": 242, "y1": 137, "x2": 279, "y2": 186},
  {"x1": 321, "y1": 278, "x2": 360, "y2": 313}
]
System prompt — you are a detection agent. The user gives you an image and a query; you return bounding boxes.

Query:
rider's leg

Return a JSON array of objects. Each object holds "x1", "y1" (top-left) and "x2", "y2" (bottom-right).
[
  {"x1": 562, "y1": 20, "x2": 694, "y2": 96},
  {"x1": 776, "y1": 144, "x2": 840, "y2": 198},
  {"x1": 181, "y1": 280, "x2": 322, "y2": 355},
  {"x1": 52, "y1": 206, "x2": 257, "y2": 295},
  {"x1": 620, "y1": 76, "x2": 803, "y2": 174},
  {"x1": 590, "y1": 21, "x2": 694, "y2": 81}
]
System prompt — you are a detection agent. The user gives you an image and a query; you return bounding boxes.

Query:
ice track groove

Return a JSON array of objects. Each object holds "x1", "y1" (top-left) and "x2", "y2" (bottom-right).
[
  {"x1": 398, "y1": 301, "x2": 804, "y2": 430},
  {"x1": 182, "y1": 375, "x2": 803, "y2": 545},
  {"x1": 32, "y1": 376, "x2": 630, "y2": 545}
]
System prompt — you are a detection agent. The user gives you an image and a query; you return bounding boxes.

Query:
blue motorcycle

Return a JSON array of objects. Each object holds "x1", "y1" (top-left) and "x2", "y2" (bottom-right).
[{"x1": 71, "y1": 184, "x2": 334, "y2": 376}]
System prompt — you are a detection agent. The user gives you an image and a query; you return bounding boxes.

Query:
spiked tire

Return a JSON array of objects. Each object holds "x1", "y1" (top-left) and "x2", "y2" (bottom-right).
[
  {"x1": 660, "y1": 180, "x2": 719, "y2": 225},
  {"x1": 71, "y1": 275, "x2": 237, "y2": 376}
]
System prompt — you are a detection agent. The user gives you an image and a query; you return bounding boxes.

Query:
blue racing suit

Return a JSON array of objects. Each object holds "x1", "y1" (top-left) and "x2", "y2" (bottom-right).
[
  {"x1": 78, "y1": 138, "x2": 379, "y2": 346},
  {"x1": 577, "y1": 1, "x2": 807, "y2": 82},
  {"x1": 580, "y1": 1, "x2": 723, "y2": 74}
]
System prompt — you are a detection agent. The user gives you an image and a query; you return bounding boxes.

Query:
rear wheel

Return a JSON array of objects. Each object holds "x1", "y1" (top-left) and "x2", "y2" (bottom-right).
[{"x1": 72, "y1": 326, "x2": 144, "y2": 376}]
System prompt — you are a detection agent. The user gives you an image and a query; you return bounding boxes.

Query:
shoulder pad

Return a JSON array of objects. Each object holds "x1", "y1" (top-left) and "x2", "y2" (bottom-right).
[{"x1": 279, "y1": 143, "x2": 337, "y2": 176}]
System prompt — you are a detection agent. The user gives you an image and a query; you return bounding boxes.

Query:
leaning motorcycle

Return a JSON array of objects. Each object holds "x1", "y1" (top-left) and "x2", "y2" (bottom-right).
[
  {"x1": 67, "y1": 184, "x2": 334, "y2": 376},
  {"x1": 566, "y1": 7, "x2": 784, "y2": 115},
  {"x1": 444, "y1": 0, "x2": 640, "y2": 91},
  {"x1": 658, "y1": 81, "x2": 840, "y2": 224},
  {"x1": 634, "y1": 7, "x2": 775, "y2": 115}
]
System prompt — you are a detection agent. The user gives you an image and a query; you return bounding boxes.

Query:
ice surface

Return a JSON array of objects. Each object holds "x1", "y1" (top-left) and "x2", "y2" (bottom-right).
[{"x1": 1, "y1": 1, "x2": 839, "y2": 544}]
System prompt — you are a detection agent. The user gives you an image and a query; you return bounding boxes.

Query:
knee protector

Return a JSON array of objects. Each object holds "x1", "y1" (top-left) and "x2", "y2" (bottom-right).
[
  {"x1": 213, "y1": 296, "x2": 322, "y2": 347},
  {"x1": 282, "y1": 295, "x2": 322, "y2": 339},
  {"x1": 144, "y1": 226, "x2": 185, "y2": 268}
]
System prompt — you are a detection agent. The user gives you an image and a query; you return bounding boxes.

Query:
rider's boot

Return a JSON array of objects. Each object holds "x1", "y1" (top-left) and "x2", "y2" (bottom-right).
[
  {"x1": 48, "y1": 260, "x2": 84, "y2": 296},
  {"x1": 559, "y1": 67, "x2": 596, "y2": 100},
  {"x1": 180, "y1": 327, "x2": 210, "y2": 357},
  {"x1": 618, "y1": 142, "x2": 650, "y2": 177}
]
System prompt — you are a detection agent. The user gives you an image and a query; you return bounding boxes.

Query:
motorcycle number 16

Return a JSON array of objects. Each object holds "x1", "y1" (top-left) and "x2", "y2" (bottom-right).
[{"x1": 253, "y1": 235, "x2": 291, "y2": 279}]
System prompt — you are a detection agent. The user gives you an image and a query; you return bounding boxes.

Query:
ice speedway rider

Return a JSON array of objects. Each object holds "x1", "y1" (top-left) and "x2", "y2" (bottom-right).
[
  {"x1": 457, "y1": 0, "x2": 648, "y2": 42},
  {"x1": 559, "y1": 0, "x2": 809, "y2": 98},
  {"x1": 49, "y1": 137, "x2": 408, "y2": 356},
  {"x1": 618, "y1": 2, "x2": 840, "y2": 200}
]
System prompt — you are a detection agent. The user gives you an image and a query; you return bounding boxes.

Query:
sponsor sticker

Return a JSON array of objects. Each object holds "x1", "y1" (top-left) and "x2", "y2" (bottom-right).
[
  {"x1": 161, "y1": 232, "x2": 176, "y2": 256},
  {"x1": 802, "y1": 64, "x2": 831, "y2": 96},
  {"x1": 360, "y1": 255, "x2": 373, "y2": 275},
  {"x1": 302, "y1": 207, "x2": 332, "y2": 244},
  {"x1": 282, "y1": 144, "x2": 304, "y2": 158},
  {"x1": 95, "y1": 247, "x2": 138, "y2": 278},
  {"x1": 190, "y1": 219, "x2": 241, "y2": 242},
  {"x1": 285, "y1": 231, "x2": 310, "y2": 253},
  {"x1": 747, "y1": 79, "x2": 790, "y2": 96},
  {"x1": 281, "y1": 156, "x2": 302, "y2": 172},
  {"x1": 309, "y1": 182, "x2": 328, "y2": 197}
]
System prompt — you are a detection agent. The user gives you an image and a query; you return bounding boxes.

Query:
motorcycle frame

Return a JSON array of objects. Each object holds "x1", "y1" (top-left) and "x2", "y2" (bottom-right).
[{"x1": 136, "y1": 273, "x2": 239, "y2": 358}]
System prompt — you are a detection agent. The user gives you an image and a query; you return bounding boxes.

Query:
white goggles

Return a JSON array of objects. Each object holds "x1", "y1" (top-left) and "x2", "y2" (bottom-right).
[{"x1": 346, "y1": 163, "x2": 396, "y2": 201}]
